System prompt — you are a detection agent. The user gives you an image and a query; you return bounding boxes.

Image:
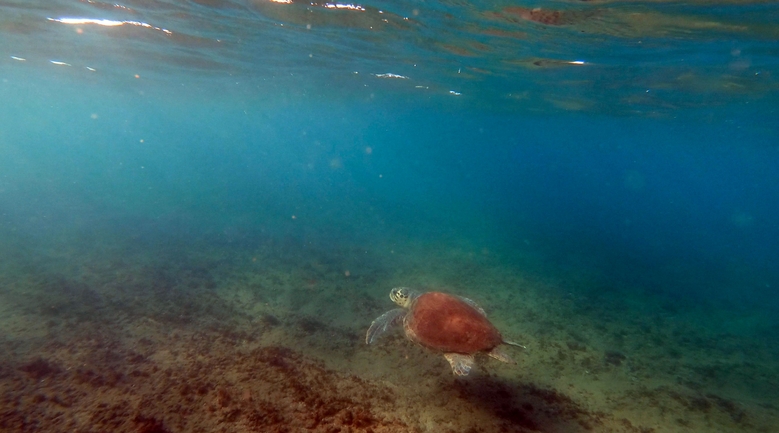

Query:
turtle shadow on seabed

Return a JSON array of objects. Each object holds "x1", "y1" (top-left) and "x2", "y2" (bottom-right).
[{"x1": 448, "y1": 376, "x2": 603, "y2": 433}]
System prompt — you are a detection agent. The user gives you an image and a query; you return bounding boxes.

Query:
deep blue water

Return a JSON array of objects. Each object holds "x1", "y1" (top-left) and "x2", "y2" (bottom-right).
[{"x1": 2, "y1": 77, "x2": 777, "y2": 309}]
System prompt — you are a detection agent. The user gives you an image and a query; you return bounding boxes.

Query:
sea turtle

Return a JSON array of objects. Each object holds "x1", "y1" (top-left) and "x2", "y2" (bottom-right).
[{"x1": 366, "y1": 287, "x2": 525, "y2": 376}]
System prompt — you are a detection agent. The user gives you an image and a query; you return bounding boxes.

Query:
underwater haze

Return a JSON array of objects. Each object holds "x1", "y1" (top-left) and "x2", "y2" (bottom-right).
[{"x1": 1, "y1": 0, "x2": 779, "y2": 432}]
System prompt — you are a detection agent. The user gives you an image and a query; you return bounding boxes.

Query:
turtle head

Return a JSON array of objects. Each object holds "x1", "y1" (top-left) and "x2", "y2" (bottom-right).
[{"x1": 390, "y1": 287, "x2": 415, "y2": 308}]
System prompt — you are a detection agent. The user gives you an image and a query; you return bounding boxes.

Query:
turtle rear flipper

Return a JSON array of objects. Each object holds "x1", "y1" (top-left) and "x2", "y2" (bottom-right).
[
  {"x1": 444, "y1": 353, "x2": 475, "y2": 376},
  {"x1": 487, "y1": 346, "x2": 516, "y2": 364},
  {"x1": 366, "y1": 308, "x2": 405, "y2": 344},
  {"x1": 456, "y1": 296, "x2": 486, "y2": 317}
]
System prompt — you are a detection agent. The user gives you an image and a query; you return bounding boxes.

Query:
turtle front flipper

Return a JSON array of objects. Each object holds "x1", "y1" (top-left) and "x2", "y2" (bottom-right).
[
  {"x1": 444, "y1": 353, "x2": 475, "y2": 376},
  {"x1": 366, "y1": 308, "x2": 406, "y2": 344}
]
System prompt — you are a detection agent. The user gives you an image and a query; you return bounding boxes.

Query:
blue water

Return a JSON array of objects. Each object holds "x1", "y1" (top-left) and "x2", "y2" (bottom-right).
[
  {"x1": 1, "y1": 0, "x2": 779, "y2": 430},
  {"x1": 3, "y1": 88, "x2": 775, "y2": 306}
]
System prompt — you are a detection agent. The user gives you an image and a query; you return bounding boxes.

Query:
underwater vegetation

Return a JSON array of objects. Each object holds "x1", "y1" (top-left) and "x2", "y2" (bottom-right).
[{"x1": 0, "y1": 229, "x2": 772, "y2": 432}]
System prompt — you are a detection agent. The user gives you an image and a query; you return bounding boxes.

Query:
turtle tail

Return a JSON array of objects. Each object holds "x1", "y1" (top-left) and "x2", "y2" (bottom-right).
[{"x1": 503, "y1": 340, "x2": 527, "y2": 350}]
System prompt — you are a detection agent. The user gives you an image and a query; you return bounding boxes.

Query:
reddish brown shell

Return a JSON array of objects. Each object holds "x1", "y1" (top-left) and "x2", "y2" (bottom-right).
[{"x1": 404, "y1": 292, "x2": 503, "y2": 354}]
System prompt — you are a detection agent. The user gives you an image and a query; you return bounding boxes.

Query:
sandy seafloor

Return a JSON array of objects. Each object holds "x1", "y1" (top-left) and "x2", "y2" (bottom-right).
[{"x1": 1, "y1": 226, "x2": 777, "y2": 433}]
